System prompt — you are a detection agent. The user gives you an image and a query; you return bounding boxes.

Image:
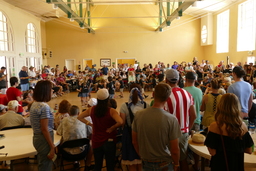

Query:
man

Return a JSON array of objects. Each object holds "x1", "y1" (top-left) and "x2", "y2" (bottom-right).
[
  {"x1": 57, "y1": 105, "x2": 92, "y2": 168},
  {"x1": 28, "y1": 66, "x2": 36, "y2": 79},
  {"x1": 0, "y1": 66, "x2": 7, "y2": 90},
  {"x1": 90, "y1": 65, "x2": 97, "y2": 72},
  {"x1": 132, "y1": 83, "x2": 181, "y2": 171},
  {"x1": 0, "y1": 100, "x2": 24, "y2": 130},
  {"x1": 183, "y1": 71, "x2": 203, "y2": 170},
  {"x1": 101, "y1": 65, "x2": 109, "y2": 75},
  {"x1": 165, "y1": 69, "x2": 196, "y2": 171},
  {"x1": 19, "y1": 66, "x2": 29, "y2": 92}
]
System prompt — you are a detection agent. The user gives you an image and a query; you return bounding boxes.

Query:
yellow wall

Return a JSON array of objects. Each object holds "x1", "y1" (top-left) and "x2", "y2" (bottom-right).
[
  {"x1": 44, "y1": 4, "x2": 204, "y2": 69},
  {"x1": 203, "y1": 0, "x2": 251, "y2": 67}
]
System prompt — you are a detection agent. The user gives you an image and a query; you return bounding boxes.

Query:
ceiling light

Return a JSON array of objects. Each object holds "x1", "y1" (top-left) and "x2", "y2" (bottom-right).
[
  {"x1": 81, "y1": 26, "x2": 85, "y2": 29},
  {"x1": 52, "y1": 4, "x2": 58, "y2": 9},
  {"x1": 176, "y1": 16, "x2": 180, "y2": 20},
  {"x1": 70, "y1": 18, "x2": 74, "y2": 22}
]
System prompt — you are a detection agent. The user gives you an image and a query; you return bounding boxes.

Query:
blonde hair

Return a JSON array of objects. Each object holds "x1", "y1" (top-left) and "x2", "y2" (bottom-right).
[{"x1": 215, "y1": 93, "x2": 243, "y2": 139}]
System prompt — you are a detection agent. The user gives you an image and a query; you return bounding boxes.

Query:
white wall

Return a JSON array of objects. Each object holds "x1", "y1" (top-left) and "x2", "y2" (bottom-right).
[{"x1": 0, "y1": 0, "x2": 42, "y2": 77}]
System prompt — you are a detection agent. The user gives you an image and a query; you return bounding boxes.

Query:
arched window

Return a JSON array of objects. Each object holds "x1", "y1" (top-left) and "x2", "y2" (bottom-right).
[
  {"x1": 25, "y1": 23, "x2": 39, "y2": 53},
  {"x1": 0, "y1": 11, "x2": 13, "y2": 51}
]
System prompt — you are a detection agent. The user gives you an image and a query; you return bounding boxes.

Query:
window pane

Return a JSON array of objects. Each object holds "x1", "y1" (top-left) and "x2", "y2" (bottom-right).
[{"x1": 217, "y1": 10, "x2": 230, "y2": 53}]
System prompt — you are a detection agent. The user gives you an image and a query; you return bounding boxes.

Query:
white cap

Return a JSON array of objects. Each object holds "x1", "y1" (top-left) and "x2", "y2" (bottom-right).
[
  {"x1": 97, "y1": 89, "x2": 109, "y2": 100},
  {"x1": 0, "y1": 104, "x2": 7, "y2": 111},
  {"x1": 88, "y1": 98, "x2": 97, "y2": 107},
  {"x1": 7, "y1": 100, "x2": 21, "y2": 109}
]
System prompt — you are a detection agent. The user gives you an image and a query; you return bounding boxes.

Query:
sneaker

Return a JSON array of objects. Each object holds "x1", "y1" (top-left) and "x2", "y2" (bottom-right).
[{"x1": 144, "y1": 95, "x2": 148, "y2": 98}]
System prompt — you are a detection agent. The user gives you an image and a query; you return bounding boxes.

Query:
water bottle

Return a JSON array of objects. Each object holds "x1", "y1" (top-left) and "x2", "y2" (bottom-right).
[
  {"x1": 54, "y1": 104, "x2": 58, "y2": 113},
  {"x1": 249, "y1": 122, "x2": 255, "y2": 134}
]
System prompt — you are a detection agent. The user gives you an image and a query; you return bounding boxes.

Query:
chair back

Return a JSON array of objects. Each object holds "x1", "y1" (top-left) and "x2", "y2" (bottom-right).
[{"x1": 60, "y1": 138, "x2": 90, "y2": 162}]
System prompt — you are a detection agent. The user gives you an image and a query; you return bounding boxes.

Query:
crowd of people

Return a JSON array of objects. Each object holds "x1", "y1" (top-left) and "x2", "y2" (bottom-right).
[{"x1": 0, "y1": 57, "x2": 255, "y2": 171}]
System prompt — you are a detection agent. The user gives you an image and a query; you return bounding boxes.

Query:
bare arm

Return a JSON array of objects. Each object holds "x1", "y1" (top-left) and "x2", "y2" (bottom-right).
[
  {"x1": 189, "y1": 105, "x2": 196, "y2": 130},
  {"x1": 132, "y1": 131, "x2": 140, "y2": 156},
  {"x1": 77, "y1": 107, "x2": 92, "y2": 126},
  {"x1": 248, "y1": 93, "x2": 253, "y2": 113},
  {"x1": 120, "y1": 112, "x2": 126, "y2": 127},
  {"x1": 107, "y1": 109, "x2": 123, "y2": 133},
  {"x1": 40, "y1": 119, "x2": 55, "y2": 160},
  {"x1": 200, "y1": 95, "x2": 207, "y2": 112},
  {"x1": 169, "y1": 138, "x2": 180, "y2": 170}
]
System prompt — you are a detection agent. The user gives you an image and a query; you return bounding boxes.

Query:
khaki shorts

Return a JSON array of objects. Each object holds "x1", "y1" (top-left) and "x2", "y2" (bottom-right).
[{"x1": 179, "y1": 132, "x2": 189, "y2": 161}]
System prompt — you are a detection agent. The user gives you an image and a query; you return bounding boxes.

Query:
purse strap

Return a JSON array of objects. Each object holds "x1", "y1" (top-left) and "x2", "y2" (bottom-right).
[{"x1": 218, "y1": 125, "x2": 229, "y2": 171}]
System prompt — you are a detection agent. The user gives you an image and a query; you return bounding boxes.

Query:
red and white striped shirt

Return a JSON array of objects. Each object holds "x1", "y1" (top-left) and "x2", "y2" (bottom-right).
[{"x1": 164, "y1": 87, "x2": 194, "y2": 133}]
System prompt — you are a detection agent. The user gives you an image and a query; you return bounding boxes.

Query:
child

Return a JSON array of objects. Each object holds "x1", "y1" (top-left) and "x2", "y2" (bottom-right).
[
  {"x1": 106, "y1": 76, "x2": 115, "y2": 99},
  {"x1": 138, "y1": 76, "x2": 148, "y2": 98},
  {"x1": 77, "y1": 76, "x2": 91, "y2": 107},
  {"x1": 97, "y1": 79, "x2": 106, "y2": 90},
  {"x1": 118, "y1": 77, "x2": 124, "y2": 98}
]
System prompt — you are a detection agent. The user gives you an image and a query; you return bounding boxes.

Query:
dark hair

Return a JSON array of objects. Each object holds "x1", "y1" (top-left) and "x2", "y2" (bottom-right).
[
  {"x1": 109, "y1": 99, "x2": 117, "y2": 109},
  {"x1": 95, "y1": 98, "x2": 109, "y2": 118},
  {"x1": 33, "y1": 80, "x2": 52, "y2": 102},
  {"x1": 1, "y1": 67, "x2": 6, "y2": 70},
  {"x1": 23, "y1": 92, "x2": 29, "y2": 100},
  {"x1": 108, "y1": 76, "x2": 113, "y2": 81},
  {"x1": 129, "y1": 84, "x2": 142, "y2": 105},
  {"x1": 58, "y1": 100, "x2": 71, "y2": 113},
  {"x1": 211, "y1": 79, "x2": 221, "y2": 89},
  {"x1": 154, "y1": 83, "x2": 171, "y2": 102},
  {"x1": 158, "y1": 74, "x2": 164, "y2": 82},
  {"x1": 233, "y1": 66, "x2": 246, "y2": 78},
  {"x1": 10, "y1": 77, "x2": 18, "y2": 86},
  {"x1": 69, "y1": 105, "x2": 80, "y2": 116}
]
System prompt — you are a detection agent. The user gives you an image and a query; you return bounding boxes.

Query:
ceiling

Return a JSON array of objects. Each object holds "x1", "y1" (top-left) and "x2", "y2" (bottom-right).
[{"x1": 3, "y1": 0, "x2": 241, "y2": 31}]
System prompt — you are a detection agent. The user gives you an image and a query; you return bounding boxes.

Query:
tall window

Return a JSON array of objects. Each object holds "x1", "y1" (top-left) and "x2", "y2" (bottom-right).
[
  {"x1": 26, "y1": 23, "x2": 39, "y2": 53},
  {"x1": 0, "y1": 11, "x2": 13, "y2": 51},
  {"x1": 237, "y1": 0, "x2": 256, "y2": 51},
  {"x1": 216, "y1": 10, "x2": 230, "y2": 53}
]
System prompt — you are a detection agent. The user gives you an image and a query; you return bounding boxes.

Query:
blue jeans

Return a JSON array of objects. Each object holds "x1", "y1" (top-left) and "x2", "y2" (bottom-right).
[
  {"x1": 33, "y1": 131, "x2": 54, "y2": 171},
  {"x1": 142, "y1": 161, "x2": 174, "y2": 171},
  {"x1": 93, "y1": 141, "x2": 116, "y2": 171}
]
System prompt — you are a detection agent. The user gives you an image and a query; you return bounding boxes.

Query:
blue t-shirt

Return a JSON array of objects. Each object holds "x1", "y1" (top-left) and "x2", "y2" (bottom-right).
[
  {"x1": 101, "y1": 67, "x2": 109, "y2": 75},
  {"x1": 30, "y1": 102, "x2": 54, "y2": 134},
  {"x1": 227, "y1": 81, "x2": 252, "y2": 113},
  {"x1": 19, "y1": 70, "x2": 29, "y2": 84}
]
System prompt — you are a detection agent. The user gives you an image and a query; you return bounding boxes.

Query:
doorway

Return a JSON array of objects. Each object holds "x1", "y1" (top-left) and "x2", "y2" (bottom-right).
[
  {"x1": 83, "y1": 59, "x2": 93, "y2": 70},
  {"x1": 116, "y1": 58, "x2": 135, "y2": 66},
  {"x1": 65, "y1": 59, "x2": 75, "y2": 71}
]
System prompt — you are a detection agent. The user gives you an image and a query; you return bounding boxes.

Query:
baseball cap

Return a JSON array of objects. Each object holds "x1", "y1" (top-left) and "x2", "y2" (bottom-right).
[
  {"x1": 88, "y1": 98, "x2": 97, "y2": 107},
  {"x1": 186, "y1": 72, "x2": 197, "y2": 80},
  {"x1": 166, "y1": 69, "x2": 179, "y2": 83},
  {"x1": 7, "y1": 100, "x2": 21, "y2": 109},
  {"x1": 0, "y1": 104, "x2": 7, "y2": 111},
  {"x1": 97, "y1": 89, "x2": 109, "y2": 100}
]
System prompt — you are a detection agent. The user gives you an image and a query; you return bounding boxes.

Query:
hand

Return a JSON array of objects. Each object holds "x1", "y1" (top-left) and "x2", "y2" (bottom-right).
[
  {"x1": 47, "y1": 148, "x2": 55, "y2": 160},
  {"x1": 106, "y1": 127, "x2": 114, "y2": 133}
]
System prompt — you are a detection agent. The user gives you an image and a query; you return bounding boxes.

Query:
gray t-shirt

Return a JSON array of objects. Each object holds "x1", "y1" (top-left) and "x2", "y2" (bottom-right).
[{"x1": 132, "y1": 107, "x2": 181, "y2": 162}]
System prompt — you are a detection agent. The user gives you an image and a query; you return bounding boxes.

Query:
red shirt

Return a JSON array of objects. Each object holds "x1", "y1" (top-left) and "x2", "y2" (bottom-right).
[
  {"x1": 6, "y1": 87, "x2": 23, "y2": 113},
  {"x1": 91, "y1": 106, "x2": 117, "y2": 148},
  {"x1": 128, "y1": 68, "x2": 135, "y2": 72}
]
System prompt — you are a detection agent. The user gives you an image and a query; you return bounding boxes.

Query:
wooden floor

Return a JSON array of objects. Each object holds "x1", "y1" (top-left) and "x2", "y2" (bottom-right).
[{"x1": 1, "y1": 91, "x2": 254, "y2": 171}]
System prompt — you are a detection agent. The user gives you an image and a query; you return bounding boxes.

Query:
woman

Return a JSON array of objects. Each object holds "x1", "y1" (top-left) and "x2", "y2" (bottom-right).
[
  {"x1": 227, "y1": 67, "x2": 253, "y2": 118},
  {"x1": 205, "y1": 93, "x2": 254, "y2": 171},
  {"x1": 120, "y1": 84, "x2": 149, "y2": 171},
  {"x1": 30, "y1": 80, "x2": 55, "y2": 171},
  {"x1": 201, "y1": 79, "x2": 222, "y2": 127},
  {"x1": 54, "y1": 99, "x2": 71, "y2": 129},
  {"x1": 78, "y1": 89, "x2": 123, "y2": 171}
]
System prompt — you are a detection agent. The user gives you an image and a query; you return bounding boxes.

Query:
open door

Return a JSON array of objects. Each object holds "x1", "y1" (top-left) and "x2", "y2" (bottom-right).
[{"x1": 83, "y1": 59, "x2": 93, "y2": 70}]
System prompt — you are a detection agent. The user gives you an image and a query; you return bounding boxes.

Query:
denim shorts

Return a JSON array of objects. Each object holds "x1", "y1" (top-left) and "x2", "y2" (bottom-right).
[
  {"x1": 142, "y1": 160, "x2": 173, "y2": 171},
  {"x1": 21, "y1": 83, "x2": 29, "y2": 91}
]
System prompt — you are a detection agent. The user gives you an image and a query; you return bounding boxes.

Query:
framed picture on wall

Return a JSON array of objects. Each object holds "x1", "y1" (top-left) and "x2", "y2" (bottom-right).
[{"x1": 100, "y1": 58, "x2": 111, "y2": 67}]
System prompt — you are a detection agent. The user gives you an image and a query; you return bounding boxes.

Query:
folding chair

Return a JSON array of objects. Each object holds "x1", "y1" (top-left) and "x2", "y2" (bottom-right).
[{"x1": 59, "y1": 138, "x2": 90, "y2": 171}]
